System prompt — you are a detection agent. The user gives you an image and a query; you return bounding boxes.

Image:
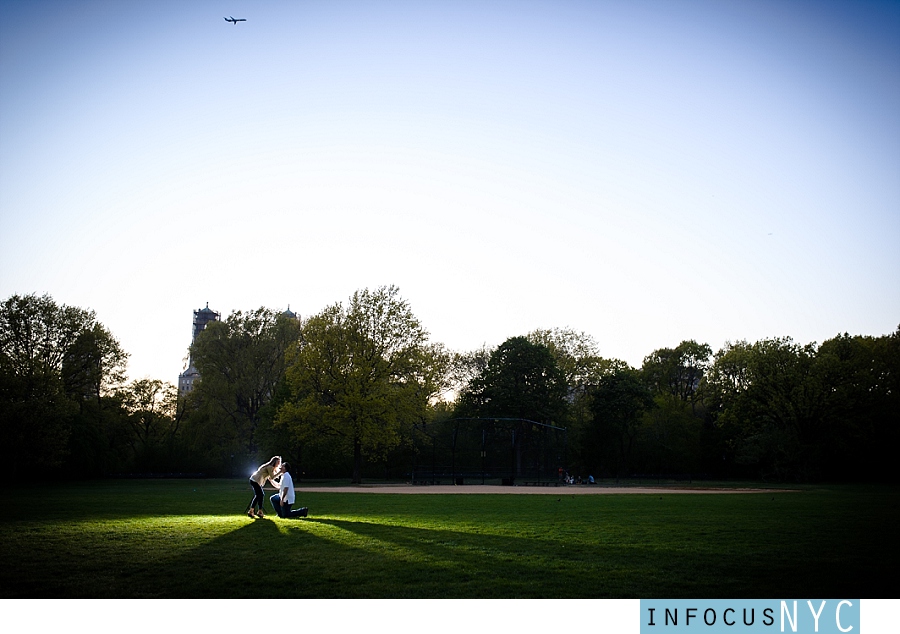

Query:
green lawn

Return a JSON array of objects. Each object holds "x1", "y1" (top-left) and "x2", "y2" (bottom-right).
[{"x1": 0, "y1": 480, "x2": 896, "y2": 598}]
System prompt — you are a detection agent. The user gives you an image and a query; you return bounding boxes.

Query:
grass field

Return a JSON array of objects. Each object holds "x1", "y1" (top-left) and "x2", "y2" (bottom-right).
[{"x1": 0, "y1": 479, "x2": 897, "y2": 598}]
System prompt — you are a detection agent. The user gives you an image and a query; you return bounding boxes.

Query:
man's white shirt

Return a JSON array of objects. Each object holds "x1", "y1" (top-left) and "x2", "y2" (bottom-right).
[{"x1": 279, "y1": 471, "x2": 295, "y2": 505}]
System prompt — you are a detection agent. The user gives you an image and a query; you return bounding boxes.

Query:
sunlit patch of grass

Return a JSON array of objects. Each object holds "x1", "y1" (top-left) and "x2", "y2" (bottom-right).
[{"x1": 1, "y1": 481, "x2": 897, "y2": 598}]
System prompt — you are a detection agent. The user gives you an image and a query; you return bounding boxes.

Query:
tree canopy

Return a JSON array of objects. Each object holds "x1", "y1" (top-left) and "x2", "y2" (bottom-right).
[
  {"x1": 705, "y1": 331, "x2": 900, "y2": 481},
  {"x1": 583, "y1": 368, "x2": 654, "y2": 478},
  {"x1": 3, "y1": 290, "x2": 897, "y2": 483},
  {"x1": 455, "y1": 336, "x2": 568, "y2": 425},
  {"x1": 189, "y1": 307, "x2": 302, "y2": 459},
  {"x1": 0, "y1": 293, "x2": 127, "y2": 476},
  {"x1": 276, "y1": 286, "x2": 440, "y2": 483}
]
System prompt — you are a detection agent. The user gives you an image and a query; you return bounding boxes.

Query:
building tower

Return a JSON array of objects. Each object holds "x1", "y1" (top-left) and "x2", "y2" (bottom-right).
[{"x1": 178, "y1": 303, "x2": 221, "y2": 394}]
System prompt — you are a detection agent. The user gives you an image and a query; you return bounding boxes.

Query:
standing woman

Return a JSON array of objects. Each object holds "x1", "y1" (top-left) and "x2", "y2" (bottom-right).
[{"x1": 248, "y1": 456, "x2": 281, "y2": 518}]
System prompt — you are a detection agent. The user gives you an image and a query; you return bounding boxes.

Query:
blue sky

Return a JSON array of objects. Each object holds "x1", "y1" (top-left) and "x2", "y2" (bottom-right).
[{"x1": 1, "y1": 0, "x2": 898, "y2": 383}]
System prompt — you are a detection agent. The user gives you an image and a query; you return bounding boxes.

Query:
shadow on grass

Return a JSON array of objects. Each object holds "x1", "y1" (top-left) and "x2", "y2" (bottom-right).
[
  {"x1": 121, "y1": 515, "x2": 628, "y2": 598},
  {"x1": 119, "y1": 514, "x2": 860, "y2": 599},
  {"x1": 3, "y1": 510, "x2": 889, "y2": 598},
  {"x1": 3, "y1": 481, "x2": 897, "y2": 598}
]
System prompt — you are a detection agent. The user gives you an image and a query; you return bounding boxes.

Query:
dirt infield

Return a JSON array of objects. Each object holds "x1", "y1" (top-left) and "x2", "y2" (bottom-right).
[{"x1": 293, "y1": 484, "x2": 791, "y2": 495}]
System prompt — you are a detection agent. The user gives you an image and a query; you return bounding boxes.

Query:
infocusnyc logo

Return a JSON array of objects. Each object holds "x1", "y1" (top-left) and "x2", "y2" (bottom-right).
[{"x1": 640, "y1": 600, "x2": 859, "y2": 633}]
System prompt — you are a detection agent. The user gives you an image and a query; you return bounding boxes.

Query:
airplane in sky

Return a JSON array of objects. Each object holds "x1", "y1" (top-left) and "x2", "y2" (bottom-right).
[{"x1": 224, "y1": 16, "x2": 246, "y2": 25}]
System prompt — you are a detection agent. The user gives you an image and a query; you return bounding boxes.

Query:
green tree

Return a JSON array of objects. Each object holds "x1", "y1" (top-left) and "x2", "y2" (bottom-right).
[
  {"x1": 705, "y1": 338, "x2": 827, "y2": 480},
  {"x1": 584, "y1": 368, "x2": 654, "y2": 478},
  {"x1": 277, "y1": 286, "x2": 439, "y2": 483},
  {"x1": 642, "y1": 340, "x2": 712, "y2": 409},
  {"x1": 0, "y1": 293, "x2": 127, "y2": 476},
  {"x1": 455, "y1": 336, "x2": 568, "y2": 424},
  {"x1": 454, "y1": 337, "x2": 568, "y2": 480},
  {"x1": 638, "y1": 340, "x2": 713, "y2": 475},
  {"x1": 526, "y1": 328, "x2": 627, "y2": 472},
  {"x1": 118, "y1": 378, "x2": 181, "y2": 470},
  {"x1": 447, "y1": 345, "x2": 491, "y2": 401},
  {"x1": 189, "y1": 308, "x2": 301, "y2": 465},
  {"x1": 810, "y1": 329, "x2": 900, "y2": 480},
  {"x1": 526, "y1": 328, "x2": 618, "y2": 389}
]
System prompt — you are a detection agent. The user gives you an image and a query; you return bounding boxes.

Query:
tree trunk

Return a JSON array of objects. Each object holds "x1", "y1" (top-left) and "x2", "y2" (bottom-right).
[{"x1": 352, "y1": 438, "x2": 362, "y2": 483}]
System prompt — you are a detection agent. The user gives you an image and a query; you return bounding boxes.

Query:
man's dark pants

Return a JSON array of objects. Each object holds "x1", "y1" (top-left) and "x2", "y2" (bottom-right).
[{"x1": 270, "y1": 494, "x2": 308, "y2": 518}]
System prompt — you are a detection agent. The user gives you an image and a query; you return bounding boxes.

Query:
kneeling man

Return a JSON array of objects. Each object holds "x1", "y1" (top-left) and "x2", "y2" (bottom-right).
[{"x1": 270, "y1": 462, "x2": 308, "y2": 518}]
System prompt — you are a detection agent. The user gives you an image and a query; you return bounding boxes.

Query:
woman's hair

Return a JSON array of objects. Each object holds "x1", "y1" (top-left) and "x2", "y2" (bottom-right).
[{"x1": 266, "y1": 456, "x2": 281, "y2": 468}]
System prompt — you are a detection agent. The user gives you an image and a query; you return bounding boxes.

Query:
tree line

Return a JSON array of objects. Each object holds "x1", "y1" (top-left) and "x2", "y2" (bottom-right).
[{"x1": 1, "y1": 290, "x2": 897, "y2": 482}]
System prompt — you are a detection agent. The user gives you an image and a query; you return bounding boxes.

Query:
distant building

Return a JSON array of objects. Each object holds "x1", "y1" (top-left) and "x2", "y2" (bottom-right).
[{"x1": 178, "y1": 303, "x2": 221, "y2": 395}]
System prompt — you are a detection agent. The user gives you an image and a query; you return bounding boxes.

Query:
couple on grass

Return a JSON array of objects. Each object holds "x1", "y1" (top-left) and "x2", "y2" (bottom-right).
[{"x1": 248, "y1": 456, "x2": 308, "y2": 519}]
